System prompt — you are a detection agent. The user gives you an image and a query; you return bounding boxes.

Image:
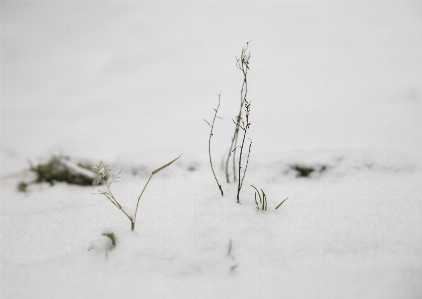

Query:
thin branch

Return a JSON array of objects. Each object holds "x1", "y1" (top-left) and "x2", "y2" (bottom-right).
[
  {"x1": 206, "y1": 93, "x2": 224, "y2": 196},
  {"x1": 132, "y1": 154, "x2": 183, "y2": 230},
  {"x1": 239, "y1": 139, "x2": 252, "y2": 192},
  {"x1": 234, "y1": 42, "x2": 252, "y2": 204},
  {"x1": 226, "y1": 42, "x2": 251, "y2": 184},
  {"x1": 231, "y1": 118, "x2": 245, "y2": 131}
]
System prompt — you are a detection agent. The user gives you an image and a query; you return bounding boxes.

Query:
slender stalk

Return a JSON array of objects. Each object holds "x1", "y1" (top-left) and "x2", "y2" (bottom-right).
[
  {"x1": 225, "y1": 42, "x2": 251, "y2": 184},
  {"x1": 239, "y1": 139, "x2": 252, "y2": 192},
  {"x1": 131, "y1": 154, "x2": 182, "y2": 231},
  {"x1": 234, "y1": 42, "x2": 252, "y2": 204},
  {"x1": 132, "y1": 174, "x2": 152, "y2": 229},
  {"x1": 205, "y1": 93, "x2": 224, "y2": 196}
]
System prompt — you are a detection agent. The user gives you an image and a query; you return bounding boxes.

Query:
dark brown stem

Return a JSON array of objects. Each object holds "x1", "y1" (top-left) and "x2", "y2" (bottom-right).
[
  {"x1": 239, "y1": 139, "x2": 252, "y2": 192},
  {"x1": 225, "y1": 42, "x2": 251, "y2": 184},
  {"x1": 234, "y1": 42, "x2": 251, "y2": 203}
]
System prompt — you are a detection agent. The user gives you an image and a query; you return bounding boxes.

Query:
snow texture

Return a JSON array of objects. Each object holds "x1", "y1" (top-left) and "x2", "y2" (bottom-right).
[{"x1": 1, "y1": 2, "x2": 422, "y2": 299}]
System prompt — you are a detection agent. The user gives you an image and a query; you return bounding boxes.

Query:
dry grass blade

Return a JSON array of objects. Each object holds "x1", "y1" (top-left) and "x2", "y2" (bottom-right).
[
  {"x1": 152, "y1": 154, "x2": 183, "y2": 175},
  {"x1": 132, "y1": 154, "x2": 183, "y2": 231}
]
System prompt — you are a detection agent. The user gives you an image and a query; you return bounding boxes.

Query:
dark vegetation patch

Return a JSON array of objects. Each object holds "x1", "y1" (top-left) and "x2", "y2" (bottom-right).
[
  {"x1": 31, "y1": 157, "x2": 94, "y2": 185},
  {"x1": 102, "y1": 232, "x2": 116, "y2": 247},
  {"x1": 17, "y1": 155, "x2": 97, "y2": 192},
  {"x1": 289, "y1": 164, "x2": 328, "y2": 178}
]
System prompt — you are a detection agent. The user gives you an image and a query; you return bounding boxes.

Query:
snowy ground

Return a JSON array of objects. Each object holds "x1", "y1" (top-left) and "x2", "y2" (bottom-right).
[{"x1": 1, "y1": 2, "x2": 422, "y2": 299}]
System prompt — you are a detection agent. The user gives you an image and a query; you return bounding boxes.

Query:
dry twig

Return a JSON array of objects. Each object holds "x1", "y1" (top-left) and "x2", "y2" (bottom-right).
[{"x1": 205, "y1": 93, "x2": 224, "y2": 196}]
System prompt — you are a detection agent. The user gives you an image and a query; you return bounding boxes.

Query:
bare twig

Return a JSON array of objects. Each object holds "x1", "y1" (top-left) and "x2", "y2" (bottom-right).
[
  {"x1": 223, "y1": 42, "x2": 252, "y2": 204},
  {"x1": 205, "y1": 93, "x2": 224, "y2": 196},
  {"x1": 239, "y1": 139, "x2": 252, "y2": 192},
  {"x1": 225, "y1": 41, "x2": 251, "y2": 184},
  {"x1": 236, "y1": 97, "x2": 252, "y2": 204}
]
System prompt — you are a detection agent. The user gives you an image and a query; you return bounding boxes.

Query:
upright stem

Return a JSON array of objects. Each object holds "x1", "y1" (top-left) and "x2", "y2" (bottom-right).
[
  {"x1": 131, "y1": 154, "x2": 182, "y2": 231},
  {"x1": 132, "y1": 173, "x2": 153, "y2": 230},
  {"x1": 207, "y1": 93, "x2": 224, "y2": 196},
  {"x1": 234, "y1": 43, "x2": 251, "y2": 203},
  {"x1": 225, "y1": 42, "x2": 251, "y2": 184}
]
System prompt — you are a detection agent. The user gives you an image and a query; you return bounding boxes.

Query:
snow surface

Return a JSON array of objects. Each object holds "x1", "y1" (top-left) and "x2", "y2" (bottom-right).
[{"x1": 1, "y1": 2, "x2": 422, "y2": 299}]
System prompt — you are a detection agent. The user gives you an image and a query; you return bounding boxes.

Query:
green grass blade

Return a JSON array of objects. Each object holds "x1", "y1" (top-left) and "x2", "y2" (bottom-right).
[
  {"x1": 261, "y1": 192, "x2": 265, "y2": 210},
  {"x1": 254, "y1": 192, "x2": 258, "y2": 207},
  {"x1": 251, "y1": 185, "x2": 262, "y2": 208},
  {"x1": 275, "y1": 198, "x2": 288, "y2": 210},
  {"x1": 261, "y1": 190, "x2": 267, "y2": 211}
]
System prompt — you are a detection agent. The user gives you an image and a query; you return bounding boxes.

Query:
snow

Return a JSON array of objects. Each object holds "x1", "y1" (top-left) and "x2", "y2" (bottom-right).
[{"x1": 1, "y1": 2, "x2": 422, "y2": 299}]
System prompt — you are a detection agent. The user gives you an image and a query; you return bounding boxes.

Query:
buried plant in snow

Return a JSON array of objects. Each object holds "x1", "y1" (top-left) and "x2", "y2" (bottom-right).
[
  {"x1": 17, "y1": 155, "x2": 97, "y2": 192},
  {"x1": 88, "y1": 232, "x2": 117, "y2": 259},
  {"x1": 251, "y1": 185, "x2": 267, "y2": 211},
  {"x1": 289, "y1": 164, "x2": 328, "y2": 178},
  {"x1": 251, "y1": 185, "x2": 288, "y2": 211},
  {"x1": 92, "y1": 154, "x2": 182, "y2": 231}
]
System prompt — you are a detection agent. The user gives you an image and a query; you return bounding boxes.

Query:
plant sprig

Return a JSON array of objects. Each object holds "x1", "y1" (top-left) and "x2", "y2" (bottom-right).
[{"x1": 92, "y1": 154, "x2": 182, "y2": 231}]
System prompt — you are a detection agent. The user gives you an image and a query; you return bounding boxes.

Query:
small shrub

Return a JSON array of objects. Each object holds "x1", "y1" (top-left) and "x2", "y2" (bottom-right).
[{"x1": 251, "y1": 185, "x2": 288, "y2": 211}]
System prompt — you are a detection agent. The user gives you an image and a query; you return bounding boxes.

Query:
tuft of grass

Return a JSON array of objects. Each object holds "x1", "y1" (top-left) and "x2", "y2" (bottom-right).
[
  {"x1": 251, "y1": 185, "x2": 267, "y2": 211},
  {"x1": 251, "y1": 185, "x2": 288, "y2": 211}
]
